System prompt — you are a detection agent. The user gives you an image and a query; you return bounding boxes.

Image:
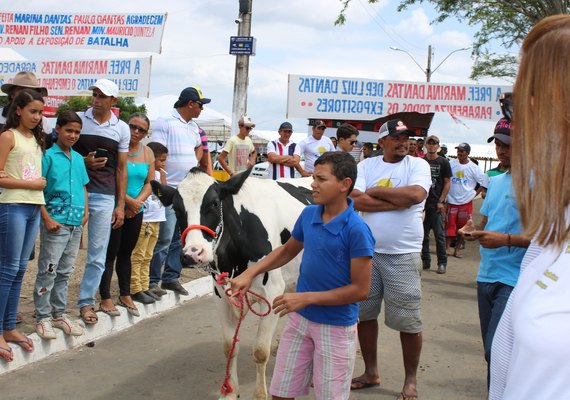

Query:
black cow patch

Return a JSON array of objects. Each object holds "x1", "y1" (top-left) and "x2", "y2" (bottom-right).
[
  {"x1": 276, "y1": 182, "x2": 313, "y2": 205},
  {"x1": 214, "y1": 285, "x2": 221, "y2": 298},
  {"x1": 262, "y1": 272, "x2": 269, "y2": 286},
  {"x1": 280, "y1": 228, "x2": 291, "y2": 245}
]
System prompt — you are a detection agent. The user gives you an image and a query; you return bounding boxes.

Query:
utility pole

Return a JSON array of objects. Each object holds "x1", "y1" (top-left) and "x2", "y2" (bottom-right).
[
  {"x1": 231, "y1": 0, "x2": 253, "y2": 134},
  {"x1": 426, "y1": 44, "x2": 432, "y2": 82}
]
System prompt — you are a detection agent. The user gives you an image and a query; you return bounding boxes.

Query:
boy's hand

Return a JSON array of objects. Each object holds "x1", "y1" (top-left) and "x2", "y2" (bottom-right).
[
  {"x1": 229, "y1": 272, "x2": 254, "y2": 297},
  {"x1": 273, "y1": 293, "x2": 309, "y2": 317},
  {"x1": 81, "y1": 213, "x2": 89, "y2": 226},
  {"x1": 44, "y1": 216, "x2": 62, "y2": 232},
  {"x1": 31, "y1": 177, "x2": 46, "y2": 190},
  {"x1": 470, "y1": 231, "x2": 508, "y2": 248}
]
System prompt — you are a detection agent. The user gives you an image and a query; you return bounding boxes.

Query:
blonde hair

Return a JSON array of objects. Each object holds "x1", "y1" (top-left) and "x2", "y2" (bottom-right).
[{"x1": 512, "y1": 14, "x2": 570, "y2": 247}]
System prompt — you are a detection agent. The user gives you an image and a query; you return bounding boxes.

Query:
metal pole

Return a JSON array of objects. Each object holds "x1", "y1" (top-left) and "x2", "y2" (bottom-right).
[
  {"x1": 231, "y1": 0, "x2": 252, "y2": 135},
  {"x1": 426, "y1": 44, "x2": 432, "y2": 82}
]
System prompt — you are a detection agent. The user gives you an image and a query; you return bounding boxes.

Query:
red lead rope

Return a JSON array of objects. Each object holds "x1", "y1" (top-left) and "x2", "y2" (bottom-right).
[
  {"x1": 180, "y1": 224, "x2": 216, "y2": 245},
  {"x1": 215, "y1": 272, "x2": 271, "y2": 396}
]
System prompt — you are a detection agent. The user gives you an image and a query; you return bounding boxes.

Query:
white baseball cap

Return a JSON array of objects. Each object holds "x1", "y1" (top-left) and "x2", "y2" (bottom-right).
[{"x1": 88, "y1": 79, "x2": 119, "y2": 97}]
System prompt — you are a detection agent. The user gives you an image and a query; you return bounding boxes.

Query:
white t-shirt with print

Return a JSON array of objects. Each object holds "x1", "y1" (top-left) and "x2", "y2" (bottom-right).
[
  {"x1": 299, "y1": 135, "x2": 335, "y2": 173},
  {"x1": 355, "y1": 155, "x2": 431, "y2": 253},
  {"x1": 447, "y1": 159, "x2": 488, "y2": 205},
  {"x1": 223, "y1": 135, "x2": 255, "y2": 174}
]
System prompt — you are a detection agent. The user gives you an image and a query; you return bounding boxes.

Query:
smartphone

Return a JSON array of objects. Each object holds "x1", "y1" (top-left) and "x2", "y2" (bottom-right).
[{"x1": 95, "y1": 148, "x2": 109, "y2": 159}]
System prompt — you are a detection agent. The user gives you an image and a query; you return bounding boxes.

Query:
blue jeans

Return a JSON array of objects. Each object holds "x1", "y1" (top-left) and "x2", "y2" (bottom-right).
[
  {"x1": 34, "y1": 221, "x2": 83, "y2": 320},
  {"x1": 422, "y1": 206, "x2": 447, "y2": 266},
  {"x1": 77, "y1": 193, "x2": 114, "y2": 309},
  {"x1": 0, "y1": 203, "x2": 41, "y2": 333},
  {"x1": 477, "y1": 281, "x2": 513, "y2": 386},
  {"x1": 149, "y1": 205, "x2": 181, "y2": 286}
]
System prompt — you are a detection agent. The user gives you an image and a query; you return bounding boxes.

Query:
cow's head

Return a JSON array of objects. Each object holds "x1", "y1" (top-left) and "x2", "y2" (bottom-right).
[{"x1": 151, "y1": 167, "x2": 252, "y2": 268}]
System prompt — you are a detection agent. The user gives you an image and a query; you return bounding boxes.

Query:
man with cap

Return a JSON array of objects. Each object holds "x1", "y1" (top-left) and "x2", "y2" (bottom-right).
[
  {"x1": 72, "y1": 78, "x2": 130, "y2": 324},
  {"x1": 297, "y1": 120, "x2": 335, "y2": 176},
  {"x1": 445, "y1": 142, "x2": 487, "y2": 258},
  {"x1": 459, "y1": 117, "x2": 529, "y2": 386},
  {"x1": 217, "y1": 115, "x2": 257, "y2": 177},
  {"x1": 486, "y1": 118, "x2": 511, "y2": 178},
  {"x1": 0, "y1": 71, "x2": 52, "y2": 139},
  {"x1": 148, "y1": 86, "x2": 209, "y2": 296},
  {"x1": 350, "y1": 119, "x2": 431, "y2": 400},
  {"x1": 421, "y1": 135, "x2": 452, "y2": 274},
  {"x1": 266, "y1": 122, "x2": 301, "y2": 180},
  {"x1": 438, "y1": 144, "x2": 448, "y2": 159}
]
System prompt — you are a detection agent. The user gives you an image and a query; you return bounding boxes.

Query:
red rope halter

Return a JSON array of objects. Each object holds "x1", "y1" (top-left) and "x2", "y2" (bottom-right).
[
  {"x1": 215, "y1": 272, "x2": 271, "y2": 396},
  {"x1": 180, "y1": 224, "x2": 216, "y2": 245}
]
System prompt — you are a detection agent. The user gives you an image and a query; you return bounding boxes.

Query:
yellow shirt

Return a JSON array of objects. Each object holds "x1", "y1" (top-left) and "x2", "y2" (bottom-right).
[{"x1": 0, "y1": 128, "x2": 45, "y2": 205}]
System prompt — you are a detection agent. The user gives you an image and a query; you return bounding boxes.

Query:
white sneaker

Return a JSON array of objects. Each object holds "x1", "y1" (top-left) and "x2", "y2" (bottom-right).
[
  {"x1": 52, "y1": 314, "x2": 84, "y2": 336},
  {"x1": 36, "y1": 317, "x2": 57, "y2": 340}
]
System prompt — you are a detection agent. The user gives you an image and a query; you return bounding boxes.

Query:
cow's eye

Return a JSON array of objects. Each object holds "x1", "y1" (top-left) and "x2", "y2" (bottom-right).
[{"x1": 210, "y1": 201, "x2": 219, "y2": 210}]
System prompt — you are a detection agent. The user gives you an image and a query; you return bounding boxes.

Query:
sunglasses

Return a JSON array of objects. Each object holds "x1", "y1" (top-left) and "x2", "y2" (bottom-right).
[
  {"x1": 193, "y1": 101, "x2": 204, "y2": 109},
  {"x1": 315, "y1": 126, "x2": 326, "y2": 130},
  {"x1": 427, "y1": 140, "x2": 439, "y2": 145},
  {"x1": 348, "y1": 140, "x2": 358, "y2": 145},
  {"x1": 129, "y1": 123, "x2": 148, "y2": 134}
]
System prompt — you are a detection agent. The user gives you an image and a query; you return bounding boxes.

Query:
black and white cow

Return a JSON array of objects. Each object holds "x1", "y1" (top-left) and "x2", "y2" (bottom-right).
[{"x1": 151, "y1": 167, "x2": 313, "y2": 400}]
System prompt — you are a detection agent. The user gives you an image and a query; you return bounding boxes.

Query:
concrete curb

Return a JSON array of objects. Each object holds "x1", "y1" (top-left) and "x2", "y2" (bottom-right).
[{"x1": 0, "y1": 276, "x2": 212, "y2": 375}]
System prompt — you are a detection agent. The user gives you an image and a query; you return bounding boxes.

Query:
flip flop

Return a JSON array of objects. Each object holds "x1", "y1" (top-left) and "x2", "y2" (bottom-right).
[
  {"x1": 6, "y1": 336, "x2": 34, "y2": 353},
  {"x1": 453, "y1": 253, "x2": 463, "y2": 259},
  {"x1": 0, "y1": 345, "x2": 13, "y2": 362},
  {"x1": 397, "y1": 391, "x2": 418, "y2": 400},
  {"x1": 350, "y1": 378, "x2": 380, "y2": 391},
  {"x1": 80, "y1": 306, "x2": 99, "y2": 325},
  {"x1": 97, "y1": 306, "x2": 121, "y2": 317}
]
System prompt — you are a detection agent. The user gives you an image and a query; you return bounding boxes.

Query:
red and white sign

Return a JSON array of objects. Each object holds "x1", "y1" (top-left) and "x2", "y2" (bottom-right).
[
  {"x1": 0, "y1": 57, "x2": 152, "y2": 97},
  {"x1": 287, "y1": 74, "x2": 511, "y2": 121},
  {"x1": 0, "y1": 12, "x2": 167, "y2": 53}
]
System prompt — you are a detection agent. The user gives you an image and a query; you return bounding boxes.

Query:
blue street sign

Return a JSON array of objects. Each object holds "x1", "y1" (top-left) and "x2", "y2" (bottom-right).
[{"x1": 229, "y1": 36, "x2": 256, "y2": 56}]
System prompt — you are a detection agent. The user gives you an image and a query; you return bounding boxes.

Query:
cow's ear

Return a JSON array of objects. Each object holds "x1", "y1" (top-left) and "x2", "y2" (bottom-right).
[
  {"x1": 150, "y1": 180, "x2": 177, "y2": 206},
  {"x1": 217, "y1": 167, "x2": 252, "y2": 200}
]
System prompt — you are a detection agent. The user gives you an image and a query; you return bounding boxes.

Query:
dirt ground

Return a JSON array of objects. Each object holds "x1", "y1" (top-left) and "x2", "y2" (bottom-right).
[{"x1": 18, "y1": 231, "x2": 208, "y2": 334}]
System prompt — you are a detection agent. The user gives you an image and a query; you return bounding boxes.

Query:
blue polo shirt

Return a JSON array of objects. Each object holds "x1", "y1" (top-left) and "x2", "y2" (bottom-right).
[
  {"x1": 477, "y1": 173, "x2": 526, "y2": 287},
  {"x1": 42, "y1": 143, "x2": 90, "y2": 226},
  {"x1": 293, "y1": 198, "x2": 375, "y2": 326}
]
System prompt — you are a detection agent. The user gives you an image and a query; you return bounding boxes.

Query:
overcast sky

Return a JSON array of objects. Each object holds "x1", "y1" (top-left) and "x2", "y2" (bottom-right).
[{"x1": 4, "y1": 0, "x2": 516, "y2": 145}]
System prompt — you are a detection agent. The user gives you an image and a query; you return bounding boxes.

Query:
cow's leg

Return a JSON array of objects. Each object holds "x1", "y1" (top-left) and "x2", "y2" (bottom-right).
[
  {"x1": 251, "y1": 277, "x2": 286, "y2": 400},
  {"x1": 215, "y1": 290, "x2": 241, "y2": 400},
  {"x1": 252, "y1": 308, "x2": 279, "y2": 400}
]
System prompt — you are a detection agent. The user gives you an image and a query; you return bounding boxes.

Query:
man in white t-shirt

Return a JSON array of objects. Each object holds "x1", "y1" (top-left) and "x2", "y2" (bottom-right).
[
  {"x1": 266, "y1": 122, "x2": 301, "y2": 180},
  {"x1": 149, "y1": 86, "x2": 208, "y2": 296},
  {"x1": 298, "y1": 120, "x2": 335, "y2": 176},
  {"x1": 350, "y1": 119, "x2": 431, "y2": 400},
  {"x1": 218, "y1": 115, "x2": 257, "y2": 177},
  {"x1": 446, "y1": 142, "x2": 488, "y2": 258}
]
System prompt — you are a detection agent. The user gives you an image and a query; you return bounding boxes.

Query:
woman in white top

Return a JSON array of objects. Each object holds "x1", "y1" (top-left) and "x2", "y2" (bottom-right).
[{"x1": 489, "y1": 15, "x2": 570, "y2": 399}]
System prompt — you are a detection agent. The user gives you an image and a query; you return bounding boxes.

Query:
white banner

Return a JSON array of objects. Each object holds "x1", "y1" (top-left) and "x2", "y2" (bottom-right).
[
  {"x1": 287, "y1": 74, "x2": 511, "y2": 121},
  {"x1": 0, "y1": 57, "x2": 152, "y2": 97},
  {"x1": 0, "y1": 12, "x2": 166, "y2": 53}
]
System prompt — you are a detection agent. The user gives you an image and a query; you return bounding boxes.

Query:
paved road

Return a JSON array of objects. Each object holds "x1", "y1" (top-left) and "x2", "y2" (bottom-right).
[{"x1": 1, "y1": 204, "x2": 488, "y2": 400}]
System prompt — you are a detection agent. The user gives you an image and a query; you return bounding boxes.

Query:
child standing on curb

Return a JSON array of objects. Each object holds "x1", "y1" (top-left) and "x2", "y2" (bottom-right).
[
  {"x1": 0, "y1": 89, "x2": 47, "y2": 362},
  {"x1": 131, "y1": 142, "x2": 168, "y2": 300},
  {"x1": 230, "y1": 151, "x2": 375, "y2": 400},
  {"x1": 34, "y1": 111, "x2": 89, "y2": 340}
]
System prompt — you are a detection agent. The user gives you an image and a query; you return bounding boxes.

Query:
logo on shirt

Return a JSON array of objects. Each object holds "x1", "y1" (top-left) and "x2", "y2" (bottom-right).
[
  {"x1": 317, "y1": 146, "x2": 327, "y2": 155},
  {"x1": 455, "y1": 170, "x2": 465, "y2": 179},
  {"x1": 376, "y1": 178, "x2": 393, "y2": 187}
]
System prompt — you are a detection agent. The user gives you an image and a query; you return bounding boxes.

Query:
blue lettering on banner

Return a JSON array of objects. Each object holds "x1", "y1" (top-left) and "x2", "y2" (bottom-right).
[
  {"x1": 468, "y1": 86, "x2": 492, "y2": 102},
  {"x1": 109, "y1": 60, "x2": 131, "y2": 74},
  {"x1": 14, "y1": 13, "x2": 43, "y2": 23},
  {"x1": 316, "y1": 98, "x2": 383, "y2": 115},
  {"x1": 86, "y1": 36, "x2": 129, "y2": 47},
  {"x1": 91, "y1": 26, "x2": 105, "y2": 34},
  {"x1": 50, "y1": 26, "x2": 63, "y2": 35},
  {"x1": 0, "y1": 62, "x2": 37, "y2": 73}
]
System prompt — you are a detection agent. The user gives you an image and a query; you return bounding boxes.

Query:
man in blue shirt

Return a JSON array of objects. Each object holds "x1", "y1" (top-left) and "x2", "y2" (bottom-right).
[{"x1": 461, "y1": 117, "x2": 530, "y2": 386}]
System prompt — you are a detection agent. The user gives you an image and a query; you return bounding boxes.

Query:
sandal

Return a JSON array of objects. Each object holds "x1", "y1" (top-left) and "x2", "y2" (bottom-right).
[
  {"x1": 6, "y1": 336, "x2": 34, "y2": 353},
  {"x1": 0, "y1": 345, "x2": 13, "y2": 362},
  {"x1": 80, "y1": 306, "x2": 99, "y2": 325}
]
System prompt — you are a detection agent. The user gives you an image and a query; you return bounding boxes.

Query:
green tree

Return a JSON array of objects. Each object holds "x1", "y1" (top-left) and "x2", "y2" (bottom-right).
[
  {"x1": 57, "y1": 97, "x2": 146, "y2": 122},
  {"x1": 336, "y1": 0, "x2": 570, "y2": 80}
]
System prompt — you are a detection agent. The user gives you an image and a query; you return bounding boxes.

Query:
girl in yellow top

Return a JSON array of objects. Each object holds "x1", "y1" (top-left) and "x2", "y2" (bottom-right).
[{"x1": 0, "y1": 89, "x2": 46, "y2": 362}]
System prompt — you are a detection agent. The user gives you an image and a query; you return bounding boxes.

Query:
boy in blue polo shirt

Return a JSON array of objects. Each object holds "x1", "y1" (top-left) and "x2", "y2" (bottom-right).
[
  {"x1": 34, "y1": 111, "x2": 89, "y2": 340},
  {"x1": 231, "y1": 151, "x2": 375, "y2": 400}
]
